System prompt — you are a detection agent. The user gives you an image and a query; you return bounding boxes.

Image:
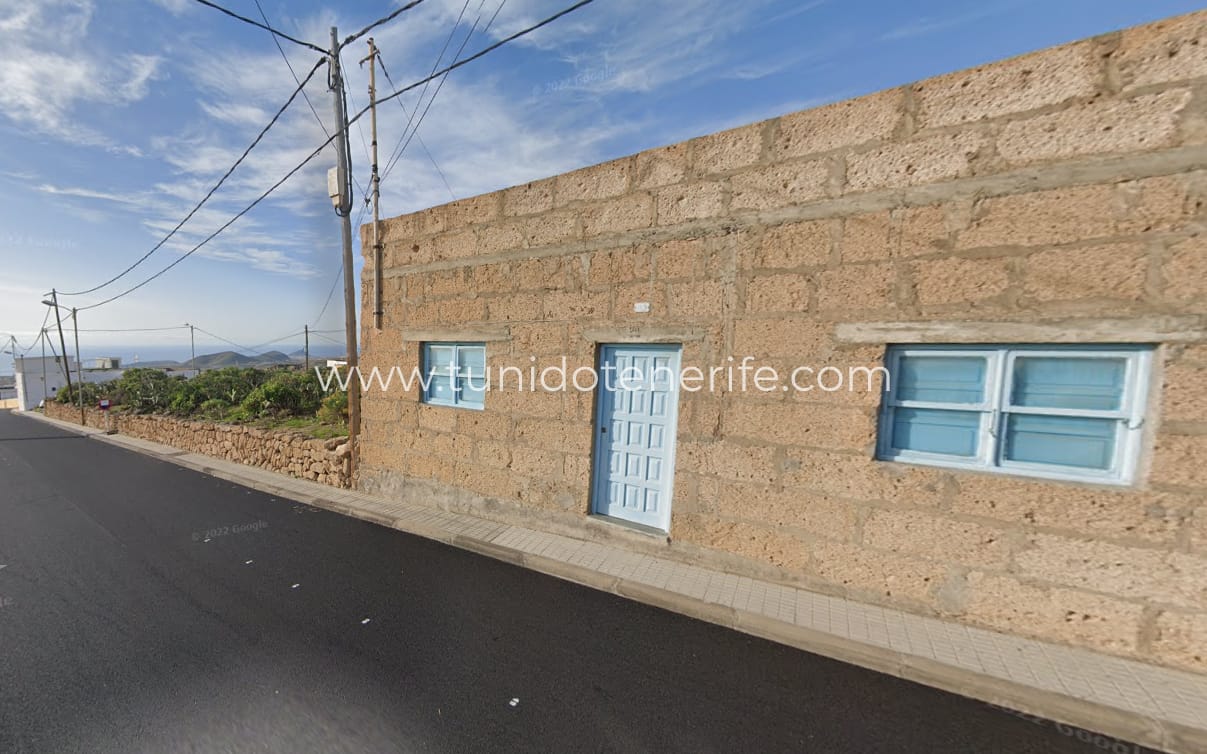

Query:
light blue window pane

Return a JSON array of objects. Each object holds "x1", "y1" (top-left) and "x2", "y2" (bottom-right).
[
  {"x1": 426, "y1": 345, "x2": 454, "y2": 372},
  {"x1": 459, "y1": 373, "x2": 486, "y2": 407},
  {"x1": 897, "y1": 356, "x2": 987, "y2": 404},
  {"x1": 890, "y1": 408, "x2": 982, "y2": 457},
  {"x1": 457, "y1": 346, "x2": 486, "y2": 373},
  {"x1": 1004, "y1": 414, "x2": 1117, "y2": 470},
  {"x1": 426, "y1": 373, "x2": 455, "y2": 403},
  {"x1": 1011, "y1": 357, "x2": 1126, "y2": 411}
]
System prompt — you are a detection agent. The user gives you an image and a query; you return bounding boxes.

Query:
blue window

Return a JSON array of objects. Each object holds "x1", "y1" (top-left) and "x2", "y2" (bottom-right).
[
  {"x1": 421, "y1": 342, "x2": 486, "y2": 409},
  {"x1": 878, "y1": 346, "x2": 1152, "y2": 484}
]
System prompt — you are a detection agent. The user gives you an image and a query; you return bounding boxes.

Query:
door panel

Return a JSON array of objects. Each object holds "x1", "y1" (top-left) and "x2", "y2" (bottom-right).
[{"x1": 592, "y1": 345, "x2": 681, "y2": 531}]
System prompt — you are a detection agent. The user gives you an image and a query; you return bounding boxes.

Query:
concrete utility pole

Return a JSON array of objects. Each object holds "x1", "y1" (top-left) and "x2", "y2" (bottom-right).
[
  {"x1": 44, "y1": 291, "x2": 75, "y2": 421},
  {"x1": 330, "y1": 26, "x2": 361, "y2": 476},
  {"x1": 304, "y1": 324, "x2": 310, "y2": 371},
  {"x1": 361, "y1": 38, "x2": 383, "y2": 331},
  {"x1": 40, "y1": 328, "x2": 46, "y2": 408},
  {"x1": 72, "y1": 308, "x2": 84, "y2": 425},
  {"x1": 187, "y1": 323, "x2": 197, "y2": 373}
]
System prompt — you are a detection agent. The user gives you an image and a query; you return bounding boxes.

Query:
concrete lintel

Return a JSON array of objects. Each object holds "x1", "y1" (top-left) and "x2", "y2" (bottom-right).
[
  {"x1": 835, "y1": 317, "x2": 1207, "y2": 345},
  {"x1": 581, "y1": 326, "x2": 708, "y2": 344},
  {"x1": 401, "y1": 326, "x2": 511, "y2": 343}
]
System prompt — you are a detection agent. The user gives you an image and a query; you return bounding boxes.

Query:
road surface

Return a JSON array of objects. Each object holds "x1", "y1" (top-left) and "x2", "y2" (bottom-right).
[{"x1": 0, "y1": 410, "x2": 1160, "y2": 753}]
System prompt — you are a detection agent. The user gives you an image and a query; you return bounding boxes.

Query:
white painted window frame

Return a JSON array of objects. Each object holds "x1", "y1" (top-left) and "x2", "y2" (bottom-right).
[
  {"x1": 877, "y1": 345, "x2": 1153, "y2": 485},
  {"x1": 421, "y1": 342, "x2": 487, "y2": 411}
]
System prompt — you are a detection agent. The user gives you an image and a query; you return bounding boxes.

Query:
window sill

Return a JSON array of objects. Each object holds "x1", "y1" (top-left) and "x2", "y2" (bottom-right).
[{"x1": 876, "y1": 455, "x2": 1136, "y2": 488}]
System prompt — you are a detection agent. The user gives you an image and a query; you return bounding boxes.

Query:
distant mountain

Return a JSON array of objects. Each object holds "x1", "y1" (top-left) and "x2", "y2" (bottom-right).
[{"x1": 128, "y1": 350, "x2": 304, "y2": 370}]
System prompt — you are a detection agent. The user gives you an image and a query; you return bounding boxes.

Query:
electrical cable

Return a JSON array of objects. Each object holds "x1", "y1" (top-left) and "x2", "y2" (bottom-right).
[
  {"x1": 342, "y1": 0, "x2": 429, "y2": 48},
  {"x1": 372, "y1": 1, "x2": 595, "y2": 112},
  {"x1": 72, "y1": 0, "x2": 594, "y2": 312},
  {"x1": 377, "y1": 56, "x2": 457, "y2": 201},
  {"x1": 254, "y1": 0, "x2": 366, "y2": 199},
  {"x1": 381, "y1": 0, "x2": 503, "y2": 184},
  {"x1": 191, "y1": 0, "x2": 327, "y2": 54},
  {"x1": 60, "y1": 57, "x2": 328, "y2": 297}
]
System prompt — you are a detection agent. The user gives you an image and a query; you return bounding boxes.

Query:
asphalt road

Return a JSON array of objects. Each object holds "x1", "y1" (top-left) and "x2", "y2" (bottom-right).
[{"x1": 0, "y1": 410, "x2": 1163, "y2": 754}]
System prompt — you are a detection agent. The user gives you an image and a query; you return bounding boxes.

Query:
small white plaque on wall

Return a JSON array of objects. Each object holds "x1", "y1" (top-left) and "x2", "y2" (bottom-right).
[{"x1": 633, "y1": 302, "x2": 651, "y2": 313}]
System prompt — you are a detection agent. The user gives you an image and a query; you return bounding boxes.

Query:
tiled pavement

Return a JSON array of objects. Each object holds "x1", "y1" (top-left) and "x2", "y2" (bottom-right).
[{"x1": 22, "y1": 410, "x2": 1207, "y2": 754}]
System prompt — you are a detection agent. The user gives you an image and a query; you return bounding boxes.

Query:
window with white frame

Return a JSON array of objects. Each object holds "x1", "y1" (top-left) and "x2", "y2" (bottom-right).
[
  {"x1": 878, "y1": 345, "x2": 1153, "y2": 484},
  {"x1": 421, "y1": 342, "x2": 486, "y2": 409}
]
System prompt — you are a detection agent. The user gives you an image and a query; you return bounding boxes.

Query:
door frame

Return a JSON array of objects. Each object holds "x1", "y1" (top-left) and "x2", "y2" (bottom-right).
[{"x1": 589, "y1": 343, "x2": 683, "y2": 533}]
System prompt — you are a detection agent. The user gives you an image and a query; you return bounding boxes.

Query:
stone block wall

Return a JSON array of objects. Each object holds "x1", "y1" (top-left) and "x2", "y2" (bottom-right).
[
  {"x1": 44, "y1": 402, "x2": 351, "y2": 489},
  {"x1": 359, "y1": 11, "x2": 1207, "y2": 672}
]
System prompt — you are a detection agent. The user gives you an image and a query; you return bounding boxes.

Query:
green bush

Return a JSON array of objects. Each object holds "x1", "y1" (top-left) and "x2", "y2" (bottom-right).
[
  {"x1": 317, "y1": 390, "x2": 348, "y2": 425},
  {"x1": 112, "y1": 369, "x2": 180, "y2": 412},
  {"x1": 197, "y1": 398, "x2": 230, "y2": 420},
  {"x1": 239, "y1": 370, "x2": 324, "y2": 418},
  {"x1": 56, "y1": 381, "x2": 108, "y2": 405}
]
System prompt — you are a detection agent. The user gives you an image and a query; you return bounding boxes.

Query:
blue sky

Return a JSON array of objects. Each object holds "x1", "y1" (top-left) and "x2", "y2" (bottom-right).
[{"x1": 0, "y1": 0, "x2": 1201, "y2": 367}]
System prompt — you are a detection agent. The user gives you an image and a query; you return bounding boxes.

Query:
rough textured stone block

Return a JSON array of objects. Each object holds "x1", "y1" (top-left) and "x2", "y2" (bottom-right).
[
  {"x1": 1114, "y1": 10, "x2": 1207, "y2": 91},
  {"x1": 773, "y1": 89, "x2": 903, "y2": 158},
  {"x1": 583, "y1": 194, "x2": 655, "y2": 237},
  {"x1": 634, "y1": 143, "x2": 689, "y2": 189},
  {"x1": 816, "y1": 263, "x2": 896, "y2": 311},
  {"x1": 950, "y1": 475, "x2": 1188, "y2": 545},
  {"x1": 863, "y1": 510, "x2": 1011, "y2": 568},
  {"x1": 1162, "y1": 235, "x2": 1207, "y2": 301},
  {"x1": 1152, "y1": 433, "x2": 1207, "y2": 487},
  {"x1": 676, "y1": 515, "x2": 810, "y2": 570},
  {"x1": 961, "y1": 572, "x2": 1143, "y2": 655},
  {"x1": 692, "y1": 122, "x2": 764, "y2": 175},
  {"x1": 745, "y1": 273, "x2": 811, "y2": 313},
  {"x1": 912, "y1": 256, "x2": 1011, "y2": 306},
  {"x1": 1022, "y1": 242, "x2": 1148, "y2": 302},
  {"x1": 1151, "y1": 610, "x2": 1207, "y2": 672},
  {"x1": 710, "y1": 483, "x2": 858, "y2": 542},
  {"x1": 811, "y1": 540, "x2": 945, "y2": 604},
  {"x1": 841, "y1": 211, "x2": 894, "y2": 263},
  {"x1": 957, "y1": 185, "x2": 1119, "y2": 249},
  {"x1": 724, "y1": 400, "x2": 875, "y2": 451},
  {"x1": 655, "y1": 183, "x2": 726, "y2": 225},
  {"x1": 846, "y1": 132, "x2": 986, "y2": 192},
  {"x1": 913, "y1": 40, "x2": 1099, "y2": 128},
  {"x1": 554, "y1": 159, "x2": 629, "y2": 206},
  {"x1": 503, "y1": 179, "x2": 555, "y2": 216},
  {"x1": 997, "y1": 90, "x2": 1191, "y2": 166},
  {"x1": 745, "y1": 220, "x2": 833, "y2": 269},
  {"x1": 730, "y1": 160, "x2": 829, "y2": 212}
]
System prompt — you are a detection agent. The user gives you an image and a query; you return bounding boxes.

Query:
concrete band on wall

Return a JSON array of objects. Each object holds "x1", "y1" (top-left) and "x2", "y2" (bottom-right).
[{"x1": 358, "y1": 12, "x2": 1207, "y2": 673}]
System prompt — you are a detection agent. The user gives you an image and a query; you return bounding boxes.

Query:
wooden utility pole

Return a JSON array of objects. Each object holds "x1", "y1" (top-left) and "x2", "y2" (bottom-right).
[
  {"x1": 46, "y1": 291, "x2": 76, "y2": 420},
  {"x1": 187, "y1": 323, "x2": 197, "y2": 373},
  {"x1": 72, "y1": 308, "x2": 84, "y2": 425},
  {"x1": 329, "y1": 26, "x2": 360, "y2": 477},
  {"x1": 361, "y1": 38, "x2": 383, "y2": 331},
  {"x1": 304, "y1": 324, "x2": 310, "y2": 371}
]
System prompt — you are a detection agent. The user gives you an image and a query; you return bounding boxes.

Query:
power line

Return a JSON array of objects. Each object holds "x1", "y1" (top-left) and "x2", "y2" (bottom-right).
[
  {"x1": 191, "y1": 326, "x2": 259, "y2": 355},
  {"x1": 73, "y1": 326, "x2": 190, "y2": 333},
  {"x1": 73, "y1": 1, "x2": 594, "y2": 313},
  {"x1": 373, "y1": 1, "x2": 596, "y2": 113},
  {"x1": 192, "y1": 0, "x2": 327, "y2": 54},
  {"x1": 342, "y1": 0, "x2": 429, "y2": 48},
  {"x1": 381, "y1": 0, "x2": 502, "y2": 184},
  {"x1": 60, "y1": 57, "x2": 328, "y2": 298},
  {"x1": 379, "y1": 0, "x2": 473, "y2": 181},
  {"x1": 375, "y1": 38, "x2": 461, "y2": 199},
  {"x1": 314, "y1": 262, "x2": 344, "y2": 326}
]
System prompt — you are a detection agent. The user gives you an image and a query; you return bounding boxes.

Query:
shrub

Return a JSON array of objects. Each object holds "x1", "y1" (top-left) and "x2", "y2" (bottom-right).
[
  {"x1": 56, "y1": 381, "x2": 108, "y2": 405},
  {"x1": 197, "y1": 398, "x2": 230, "y2": 420},
  {"x1": 113, "y1": 369, "x2": 180, "y2": 412},
  {"x1": 239, "y1": 370, "x2": 324, "y2": 418},
  {"x1": 317, "y1": 390, "x2": 348, "y2": 425}
]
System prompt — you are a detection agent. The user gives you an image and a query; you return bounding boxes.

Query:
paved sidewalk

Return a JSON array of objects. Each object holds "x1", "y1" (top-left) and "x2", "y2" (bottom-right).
[{"x1": 20, "y1": 410, "x2": 1207, "y2": 754}]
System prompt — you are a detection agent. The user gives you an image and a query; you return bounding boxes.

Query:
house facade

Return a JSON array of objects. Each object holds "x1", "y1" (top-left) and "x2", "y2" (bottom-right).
[{"x1": 359, "y1": 11, "x2": 1207, "y2": 674}]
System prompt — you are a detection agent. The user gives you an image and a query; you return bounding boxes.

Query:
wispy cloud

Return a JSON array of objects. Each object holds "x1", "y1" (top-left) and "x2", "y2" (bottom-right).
[{"x1": 0, "y1": 0, "x2": 161, "y2": 153}]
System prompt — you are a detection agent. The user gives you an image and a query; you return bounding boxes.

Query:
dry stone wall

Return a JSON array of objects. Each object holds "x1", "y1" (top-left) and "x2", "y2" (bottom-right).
[{"x1": 44, "y1": 402, "x2": 351, "y2": 489}]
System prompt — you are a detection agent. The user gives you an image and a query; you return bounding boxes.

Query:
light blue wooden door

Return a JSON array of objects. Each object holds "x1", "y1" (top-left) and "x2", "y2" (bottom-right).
[{"x1": 592, "y1": 344, "x2": 682, "y2": 532}]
